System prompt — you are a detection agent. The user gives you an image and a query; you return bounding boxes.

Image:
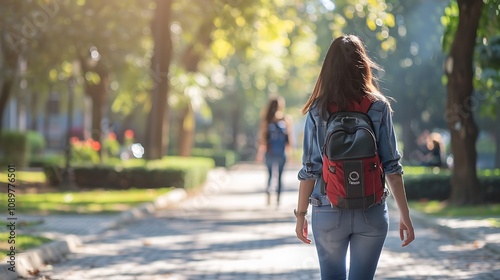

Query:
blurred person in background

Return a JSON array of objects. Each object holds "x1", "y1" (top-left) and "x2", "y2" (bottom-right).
[
  {"x1": 257, "y1": 95, "x2": 293, "y2": 207},
  {"x1": 422, "y1": 132, "x2": 445, "y2": 167}
]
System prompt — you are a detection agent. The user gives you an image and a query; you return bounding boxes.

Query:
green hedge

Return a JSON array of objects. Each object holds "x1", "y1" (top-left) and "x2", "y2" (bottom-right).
[
  {"x1": 191, "y1": 148, "x2": 237, "y2": 167},
  {"x1": 26, "y1": 131, "x2": 46, "y2": 156},
  {"x1": 34, "y1": 154, "x2": 65, "y2": 186},
  {"x1": 0, "y1": 131, "x2": 29, "y2": 168},
  {"x1": 0, "y1": 130, "x2": 46, "y2": 169},
  {"x1": 403, "y1": 167, "x2": 500, "y2": 202},
  {"x1": 43, "y1": 164, "x2": 64, "y2": 186},
  {"x1": 43, "y1": 156, "x2": 215, "y2": 190},
  {"x1": 403, "y1": 174, "x2": 451, "y2": 200}
]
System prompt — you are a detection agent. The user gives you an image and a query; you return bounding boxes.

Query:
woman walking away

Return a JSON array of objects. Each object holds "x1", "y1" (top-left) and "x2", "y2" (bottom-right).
[
  {"x1": 257, "y1": 95, "x2": 293, "y2": 207},
  {"x1": 294, "y1": 34, "x2": 415, "y2": 280}
]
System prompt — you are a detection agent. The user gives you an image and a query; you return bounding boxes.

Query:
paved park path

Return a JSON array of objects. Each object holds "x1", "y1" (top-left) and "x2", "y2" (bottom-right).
[{"x1": 36, "y1": 164, "x2": 500, "y2": 280}]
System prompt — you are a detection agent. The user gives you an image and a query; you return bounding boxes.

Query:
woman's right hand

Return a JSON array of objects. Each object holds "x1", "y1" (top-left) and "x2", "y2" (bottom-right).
[{"x1": 295, "y1": 217, "x2": 311, "y2": 244}]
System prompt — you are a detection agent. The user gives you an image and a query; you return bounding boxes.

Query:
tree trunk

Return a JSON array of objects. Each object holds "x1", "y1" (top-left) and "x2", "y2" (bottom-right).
[
  {"x1": 445, "y1": 0, "x2": 484, "y2": 205},
  {"x1": 145, "y1": 0, "x2": 173, "y2": 159},
  {"x1": 89, "y1": 89, "x2": 105, "y2": 140},
  {"x1": 176, "y1": 16, "x2": 215, "y2": 157},
  {"x1": 181, "y1": 18, "x2": 214, "y2": 72},
  {"x1": 177, "y1": 102, "x2": 195, "y2": 157},
  {"x1": 0, "y1": 36, "x2": 19, "y2": 132},
  {"x1": 0, "y1": 78, "x2": 14, "y2": 132},
  {"x1": 495, "y1": 115, "x2": 500, "y2": 168},
  {"x1": 80, "y1": 58, "x2": 109, "y2": 142},
  {"x1": 30, "y1": 91, "x2": 39, "y2": 131}
]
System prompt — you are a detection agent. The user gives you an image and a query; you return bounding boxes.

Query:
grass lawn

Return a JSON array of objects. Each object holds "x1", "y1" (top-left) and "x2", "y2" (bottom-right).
[
  {"x1": 0, "y1": 232, "x2": 52, "y2": 255},
  {"x1": 15, "y1": 188, "x2": 173, "y2": 214},
  {"x1": 0, "y1": 169, "x2": 175, "y2": 214},
  {"x1": 0, "y1": 220, "x2": 44, "y2": 228},
  {"x1": 409, "y1": 200, "x2": 500, "y2": 227},
  {"x1": 0, "y1": 171, "x2": 46, "y2": 184}
]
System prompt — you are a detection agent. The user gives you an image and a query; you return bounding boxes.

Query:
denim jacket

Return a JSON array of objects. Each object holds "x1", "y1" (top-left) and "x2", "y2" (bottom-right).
[{"x1": 297, "y1": 100, "x2": 403, "y2": 197}]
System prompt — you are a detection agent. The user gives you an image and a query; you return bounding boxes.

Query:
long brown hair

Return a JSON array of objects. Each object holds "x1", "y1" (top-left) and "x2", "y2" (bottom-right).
[
  {"x1": 263, "y1": 96, "x2": 285, "y2": 123},
  {"x1": 259, "y1": 96, "x2": 286, "y2": 146},
  {"x1": 302, "y1": 35, "x2": 390, "y2": 118}
]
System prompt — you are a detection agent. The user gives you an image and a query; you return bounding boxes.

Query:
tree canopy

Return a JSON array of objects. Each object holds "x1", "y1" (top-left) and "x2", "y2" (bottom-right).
[{"x1": 1, "y1": 0, "x2": 499, "y2": 203}]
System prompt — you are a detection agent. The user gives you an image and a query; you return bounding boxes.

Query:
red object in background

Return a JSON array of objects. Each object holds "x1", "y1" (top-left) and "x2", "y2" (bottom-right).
[
  {"x1": 108, "y1": 132, "x2": 117, "y2": 140},
  {"x1": 87, "y1": 139, "x2": 101, "y2": 151},
  {"x1": 124, "y1": 129, "x2": 134, "y2": 139}
]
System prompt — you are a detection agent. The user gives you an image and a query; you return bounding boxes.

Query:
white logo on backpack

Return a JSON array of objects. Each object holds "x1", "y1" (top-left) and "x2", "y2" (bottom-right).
[{"x1": 348, "y1": 171, "x2": 360, "y2": 185}]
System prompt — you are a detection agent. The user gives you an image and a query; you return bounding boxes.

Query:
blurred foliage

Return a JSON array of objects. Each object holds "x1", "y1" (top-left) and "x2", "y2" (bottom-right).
[
  {"x1": 70, "y1": 137, "x2": 101, "y2": 164},
  {"x1": 71, "y1": 156, "x2": 214, "y2": 189},
  {"x1": 0, "y1": 233, "x2": 51, "y2": 255},
  {"x1": 25, "y1": 130, "x2": 46, "y2": 156},
  {"x1": 0, "y1": 0, "x2": 499, "y2": 165},
  {"x1": 403, "y1": 169, "x2": 500, "y2": 202},
  {"x1": 477, "y1": 36, "x2": 500, "y2": 119},
  {"x1": 409, "y1": 200, "x2": 500, "y2": 219},
  {"x1": 442, "y1": 0, "x2": 500, "y2": 120},
  {"x1": 0, "y1": 170, "x2": 46, "y2": 184},
  {"x1": 404, "y1": 166, "x2": 451, "y2": 176},
  {"x1": 101, "y1": 132, "x2": 121, "y2": 160},
  {"x1": 478, "y1": 168, "x2": 500, "y2": 177},
  {"x1": 0, "y1": 131, "x2": 30, "y2": 168},
  {"x1": 191, "y1": 148, "x2": 237, "y2": 167}
]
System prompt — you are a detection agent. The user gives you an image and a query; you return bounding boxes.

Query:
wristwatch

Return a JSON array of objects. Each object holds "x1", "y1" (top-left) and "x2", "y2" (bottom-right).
[{"x1": 294, "y1": 209, "x2": 307, "y2": 218}]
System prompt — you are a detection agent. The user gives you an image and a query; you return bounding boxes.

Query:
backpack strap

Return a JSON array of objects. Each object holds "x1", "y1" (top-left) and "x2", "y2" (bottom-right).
[
  {"x1": 328, "y1": 96, "x2": 373, "y2": 114},
  {"x1": 359, "y1": 96, "x2": 373, "y2": 114}
]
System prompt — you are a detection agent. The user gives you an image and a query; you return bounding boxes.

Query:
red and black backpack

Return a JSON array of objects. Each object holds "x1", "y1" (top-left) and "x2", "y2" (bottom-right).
[{"x1": 322, "y1": 97, "x2": 385, "y2": 209}]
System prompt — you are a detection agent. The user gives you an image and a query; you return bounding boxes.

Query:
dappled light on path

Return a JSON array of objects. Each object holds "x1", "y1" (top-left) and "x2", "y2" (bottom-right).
[{"x1": 39, "y1": 166, "x2": 500, "y2": 279}]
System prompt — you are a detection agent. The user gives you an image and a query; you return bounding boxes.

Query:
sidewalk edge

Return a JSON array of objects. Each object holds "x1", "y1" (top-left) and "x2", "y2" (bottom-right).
[
  {"x1": 0, "y1": 234, "x2": 81, "y2": 280},
  {"x1": 0, "y1": 185, "x2": 191, "y2": 279}
]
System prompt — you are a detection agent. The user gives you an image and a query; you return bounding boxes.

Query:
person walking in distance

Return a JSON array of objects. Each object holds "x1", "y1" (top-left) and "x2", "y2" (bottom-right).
[
  {"x1": 294, "y1": 35, "x2": 415, "y2": 279},
  {"x1": 257, "y1": 95, "x2": 293, "y2": 206}
]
